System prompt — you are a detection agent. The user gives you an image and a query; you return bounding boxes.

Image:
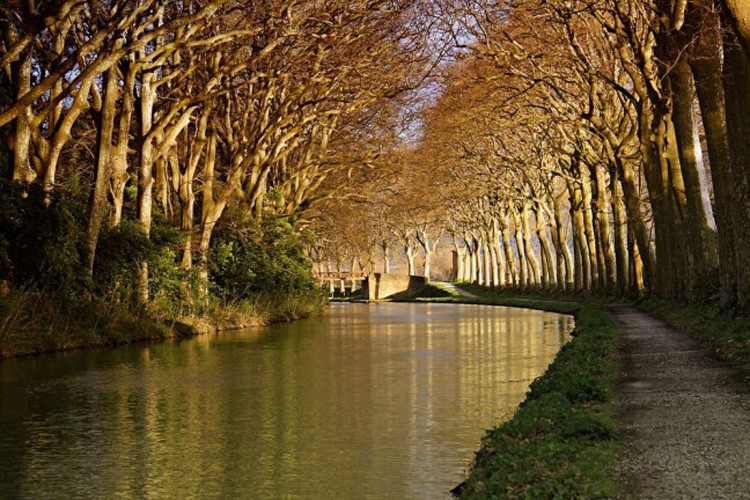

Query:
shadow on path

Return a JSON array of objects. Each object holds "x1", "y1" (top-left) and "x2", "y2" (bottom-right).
[{"x1": 610, "y1": 304, "x2": 750, "y2": 499}]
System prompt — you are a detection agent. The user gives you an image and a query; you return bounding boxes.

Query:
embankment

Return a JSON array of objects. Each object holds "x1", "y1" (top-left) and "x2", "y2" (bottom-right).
[
  {"x1": 0, "y1": 290, "x2": 325, "y2": 360},
  {"x1": 401, "y1": 286, "x2": 622, "y2": 497}
]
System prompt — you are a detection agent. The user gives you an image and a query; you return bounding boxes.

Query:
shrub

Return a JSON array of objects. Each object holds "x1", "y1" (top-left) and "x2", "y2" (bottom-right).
[
  {"x1": 209, "y1": 208, "x2": 321, "y2": 304},
  {"x1": 0, "y1": 179, "x2": 89, "y2": 295}
]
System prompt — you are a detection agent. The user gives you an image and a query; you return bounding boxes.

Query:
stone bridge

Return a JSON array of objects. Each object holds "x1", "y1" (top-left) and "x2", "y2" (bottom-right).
[{"x1": 314, "y1": 271, "x2": 429, "y2": 300}]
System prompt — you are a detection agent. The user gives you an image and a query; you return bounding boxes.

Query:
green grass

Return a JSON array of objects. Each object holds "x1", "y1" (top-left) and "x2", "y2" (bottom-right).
[
  {"x1": 403, "y1": 285, "x2": 621, "y2": 498},
  {"x1": 0, "y1": 290, "x2": 178, "y2": 359},
  {"x1": 456, "y1": 303, "x2": 621, "y2": 498},
  {"x1": 636, "y1": 297, "x2": 750, "y2": 370}
]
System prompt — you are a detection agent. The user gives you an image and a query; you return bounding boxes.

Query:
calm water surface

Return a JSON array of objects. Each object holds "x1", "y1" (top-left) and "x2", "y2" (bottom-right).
[{"x1": 0, "y1": 303, "x2": 573, "y2": 499}]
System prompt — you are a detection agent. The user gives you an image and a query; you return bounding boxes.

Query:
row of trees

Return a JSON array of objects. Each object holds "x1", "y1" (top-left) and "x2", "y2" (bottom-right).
[
  {"x1": 436, "y1": 0, "x2": 750, "y2": 307},
  {"x1": 0, "y1": 1, "x2": 442, "y2": 315},
  {"x1": 306, "y1": 145, "x2": 452, "y2": 282},
  {"x1": 5, "y1": 0, "x2": 749, "y2": 312},
  {"x1": 311, "y1": 0, "x2": 750, "y2": 311}
]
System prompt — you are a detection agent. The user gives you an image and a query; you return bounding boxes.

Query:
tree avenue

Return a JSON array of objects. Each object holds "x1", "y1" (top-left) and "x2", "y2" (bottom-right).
[
  {"x1": 0, "y1": 0, "x2": 443, "y2": 349},
  {"x1": 313, "y1": 0, "x2": 750, "y2": 311},
  {"x1": 1, "y1": 0, "x2": 750, "y2": 354}
]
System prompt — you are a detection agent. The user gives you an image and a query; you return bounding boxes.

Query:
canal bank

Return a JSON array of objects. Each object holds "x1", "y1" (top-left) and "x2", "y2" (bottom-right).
[
  {"x1": 0, "y1": 290, "x2": 326, "y2": 361},
  {"x1": 402, "y1": 286, "x2": 622, "y2": 498},
  {"x1": 423, "y1": 285, "x2": 750, "y2": 498}
]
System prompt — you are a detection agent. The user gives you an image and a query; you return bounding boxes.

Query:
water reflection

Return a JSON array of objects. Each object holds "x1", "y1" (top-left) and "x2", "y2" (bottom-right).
[{"x1": 0, "y1": 303, "x2": 573, "y2": 498}]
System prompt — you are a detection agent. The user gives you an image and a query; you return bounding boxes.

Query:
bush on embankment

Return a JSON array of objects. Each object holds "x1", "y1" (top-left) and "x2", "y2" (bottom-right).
[
  {"x1": 0, "y1": 182, "x2": 325, "y2": 359},
  {"x1": 454, "y1": 302, "x2": 621, "y2": 498},
  {"x1": 208, "y1": 208, "x2": 326, "y2": 322}
]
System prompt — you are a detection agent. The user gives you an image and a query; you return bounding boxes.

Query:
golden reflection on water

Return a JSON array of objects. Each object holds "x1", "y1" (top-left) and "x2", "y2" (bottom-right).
[{"x1": 0, "y1": 303, "x2": 573, "y2": 499}]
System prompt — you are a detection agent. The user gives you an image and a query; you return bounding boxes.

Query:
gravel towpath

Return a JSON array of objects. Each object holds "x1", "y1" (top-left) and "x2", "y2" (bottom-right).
[{"x1": 611, "y1": 304, "x2": 750, "y2": 499}]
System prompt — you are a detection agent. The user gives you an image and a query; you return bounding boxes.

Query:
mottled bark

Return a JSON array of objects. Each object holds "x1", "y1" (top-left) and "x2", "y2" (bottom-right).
[
  {"x1": 535, "y1": 203, "x2": 556, "y2": 289},
  {"x1": 618, "y1": 158, "x2": 655, "y2": 293},
  {"x1": 612, "y1": 171, "x2": 629, "y2": 296},
  {"x1": 10, "y1": 45, "x2": 34, "y2": 182},
  {"x1": 552, "y1": 190, "x2": 573, "y2": 291},
  {"x1": 455, "y1": 248, "x2": 465, "y2": 282},
  {"x1": 137, "y1": 72, "x2": 157, "y2": 305},
  {"x1": 109, "y1": 62, "x2": 137, "y2": 228},
  {"x1": 499, "y1": 224, "x2": 517, "y2": 286},
  {"x1": 593, "y1": 164, "x2": 616, "y2": 293},
  {"x1": 724, "y1": 0, "x2": 750, "y2": 60},
  {"x1": 405, "y1": 244, "x2": 415, "y2": 276},
  {"x1": 580, "y1": 171, "x2": 600, "y2": 290},
  {"x1": 568, "y1": 179, "x2": 587, "y2": 291},
  {"x1": 521, "y1": 202, "x2": 540, "y2": 288},
  {"x1": 381, "y1": 240, "x2": 391, "y2": 274}
]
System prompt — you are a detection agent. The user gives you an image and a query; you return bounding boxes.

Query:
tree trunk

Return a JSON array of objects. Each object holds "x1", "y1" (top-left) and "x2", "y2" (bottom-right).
[
  {"x1": 670, "y1": 51, "x2": 718, "y2": 302},
  {"x1": 611, "y1": 170, "x2": 629, "y2": 296},
  {"x1": 724, "y1": 0, "x2": 750, "y2": 61},
  {"x1": 617, "y1": 158, "x2": 655, "y2": 293},
  {"x1": 455, "y1": 248, "x2": 465, "y2": 282},
  {"x1": 470, "y1": 238, "x2": 480, "y2": 284},
  {"x1": 568, "y1": 180, "x2": 587, "y2": 291},
  {"x1": 553, "y1": 190, "x2": 574, "y2": 290},
  {"x1": 499, "y1": 224, "x2": 517, "y2": 286},
  {"x1": 535, "y1": 203, "x2": 556, "y2": 289},
  {"x1": 513, "y1": 219, "x2": 528, "y2": 288},
  {"x1": 461, "y1": 249, "x2": 472, "y2": 282},
  {"x1": 691, "y1": 8, "x2": 738, "y2": 307},
  {"x1": 137, "y1": 72, "x2": 157, "y2": 305},
  {"x1": 491, "y1": 219, "x2": 505, "y2": 286},
  {"x1": 86, "y1": 64, "x2": 118, "y2": 276},
  {"x1": 722, "y1": 22, "x2": 750, "y2": 309},
  {"x1": 10, "y1": 47, "x2": 34, "y2": 183},
  {"x1": 521, "y1": 203, "x2": 540, "y2": 288},
  {"x1": 405, "y1": 244, "x2": 415, "y2": 276},
  {"x1": 109, "y1": 63, "x2": 137, "y2": 228},
  {"x1": 424, "y1": 248, "x2": 433, "y2": 281},
  {"x1": 594, "y1": 164, "x2": 616, "y2": 293},
  {"x1": 580, "y1": 173, "x2": 599, "y2": 289},
  {"x1": 382, "y1": 241, "x2": 390, "y2": 274}
]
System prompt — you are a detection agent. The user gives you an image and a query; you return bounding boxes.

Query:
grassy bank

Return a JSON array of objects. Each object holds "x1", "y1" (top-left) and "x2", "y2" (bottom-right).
[
  {"x1": 406, "y1": 283, "x2": 581, "y2": 315},
  {"x1": 455, "y1": 303, "x2": 620, "y2": 498},
  {"x1": 637, "y1": 297, "x2": 750, "y2": 370},
  {"x1": 0, "y1": 289, "x2": 326, "y2": 360},
  {"x1": 402, "y1": 285, "x2": 621, "y2": 497}
]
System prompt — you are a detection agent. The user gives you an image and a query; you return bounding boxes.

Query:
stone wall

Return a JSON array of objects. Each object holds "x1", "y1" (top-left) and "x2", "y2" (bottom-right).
[{"x1": 364, "y1": 273, "x2": 429, "y2": 300}]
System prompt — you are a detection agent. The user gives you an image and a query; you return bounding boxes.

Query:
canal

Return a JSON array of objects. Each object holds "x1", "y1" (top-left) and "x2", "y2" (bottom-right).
[{"x1": 0, "y1": 302, "x2": 573, "y2": 498}]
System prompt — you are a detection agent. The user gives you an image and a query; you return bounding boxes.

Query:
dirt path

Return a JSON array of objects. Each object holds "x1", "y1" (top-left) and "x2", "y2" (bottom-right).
[{"x1": 610, "y1": 304, "x2": 750, "y2": 499}]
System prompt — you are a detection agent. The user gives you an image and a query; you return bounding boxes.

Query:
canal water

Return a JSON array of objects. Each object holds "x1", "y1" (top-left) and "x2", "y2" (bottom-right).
[{"x1": 0, "y1": 303, "x2": 573, "y2": 499}]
